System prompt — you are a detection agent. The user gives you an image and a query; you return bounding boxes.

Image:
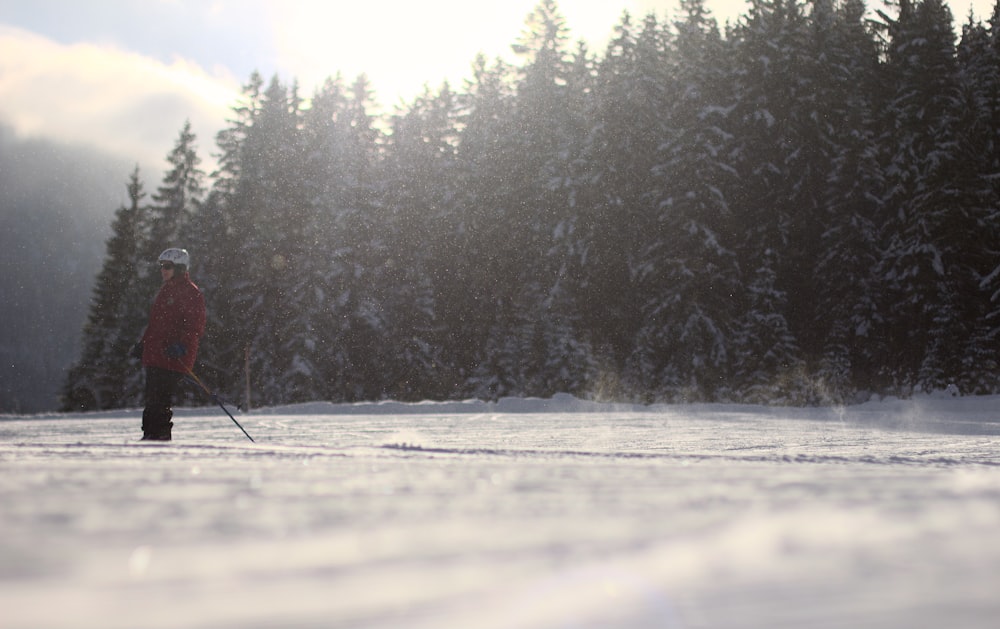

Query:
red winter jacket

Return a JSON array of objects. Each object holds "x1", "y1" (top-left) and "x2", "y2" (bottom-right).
[{"x1": 141, "y1": 272, "x2": 206, "y2": 373}]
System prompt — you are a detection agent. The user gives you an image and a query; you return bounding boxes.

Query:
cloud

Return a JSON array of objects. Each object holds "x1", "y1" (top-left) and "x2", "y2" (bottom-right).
[
  {"x1": 0, "y1": 25, "x2": 239, "y2": 178},
  {"x1": 0, "y1": 0, "x2": 737, "y2": 178}
]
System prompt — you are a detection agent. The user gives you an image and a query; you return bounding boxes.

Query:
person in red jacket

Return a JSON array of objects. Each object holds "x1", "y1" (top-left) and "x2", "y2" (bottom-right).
[{"x1": 136, "y1": 248, "x2": 206, "y2": 441}]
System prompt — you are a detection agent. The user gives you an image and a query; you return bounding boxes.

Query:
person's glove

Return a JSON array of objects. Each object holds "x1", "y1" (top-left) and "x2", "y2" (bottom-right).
[
  {"x1": 130, "y1": 341, "x2": 144, "y2": 360},
  {"x1": 165, "y1": 342, "x2": 187, "y2": 359}
]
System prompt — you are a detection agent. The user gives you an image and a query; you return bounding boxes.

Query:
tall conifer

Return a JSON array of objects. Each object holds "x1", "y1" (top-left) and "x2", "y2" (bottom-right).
[
  {"x1": 626, "y1": 2, "x2": 741, "y2": 402},
  {"x1": 62, "y1": 168, "x2": 148, "y2": 410},
  {"x1": 876, "y1": 0, "x2": 968, "y2": 391}
]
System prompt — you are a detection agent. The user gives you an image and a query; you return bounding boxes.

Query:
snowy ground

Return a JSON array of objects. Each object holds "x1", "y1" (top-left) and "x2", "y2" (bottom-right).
[{"x1": 2, "y1": 393, "x2": 999, "y2": 629}]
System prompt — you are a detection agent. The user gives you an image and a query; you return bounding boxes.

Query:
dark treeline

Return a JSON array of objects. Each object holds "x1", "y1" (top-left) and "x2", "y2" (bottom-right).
[{"x1": 63, "y1": 0, "x2": 1000, "y2": 410}]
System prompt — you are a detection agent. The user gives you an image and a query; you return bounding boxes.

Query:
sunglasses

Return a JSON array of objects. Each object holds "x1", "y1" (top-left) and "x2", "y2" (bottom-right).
[{"x1": 159, "y1": 261, "x2": 175, "y2": 270}]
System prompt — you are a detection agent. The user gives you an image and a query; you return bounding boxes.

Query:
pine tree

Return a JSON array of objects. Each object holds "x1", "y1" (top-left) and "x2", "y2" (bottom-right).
[
  {"x1": 382, "y1": 83, "x2": 461, "y2": 399},
  {"x1": 574, "y1": 12, "x2": 667, "y2": 393},
  {"x1": 188, "y1": 72, "x2": 268, "y2": 401},
  {"x1": 973, "y1": 4, "x2": 1000, "y2": 385},
  {"x1": 62, "y1": 168, "x2": 148, "y2": 410},
  {"x1": 950, "y1": 9, "x2": 1000, "y2": 392},
  {"x1": 282, "y1": 75, "x2": 354, "y2": 403},
  {"x1": 625, "y1": 2, "x2": 743, "y2": 402},
  {"x1": 201, "y1": 73, "x2": 311, "y2": 405},
  {"x1": 813, "y1": 0, "x2": 887, "y2": 400},
  {"x1": 726, "y1": 0, "x2": 816, "y2": 401},
  {"x1": 243, "y1": 76, "x2": 310, "y2": 404},
  {"x1": 477, "y1": 0, "x2": 594, "y2": 397},
  {"x1": 147, "y1": 120, "x2": 204, "y2": 258},
  {"x1": 452, "y1": 53, "x2": 520, "y2": 397},
  {"x1": 875, "y1": 0, "x2": 970, "y2": 392},
  {"x1": 297, "y1": 74, "x2": 386, "y2": 402}
]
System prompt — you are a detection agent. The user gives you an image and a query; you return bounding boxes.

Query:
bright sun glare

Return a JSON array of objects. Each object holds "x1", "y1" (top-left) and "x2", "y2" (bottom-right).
[
  {"x1": 271, "y1": 1, "x2": 538, "y2": 105},
  {"x1": 266, "y1": 0, "x2": 757, "y2": 106}
]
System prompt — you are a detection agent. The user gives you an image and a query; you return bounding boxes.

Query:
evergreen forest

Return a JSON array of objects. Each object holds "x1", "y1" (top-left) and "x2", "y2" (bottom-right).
[{"x1": 62, "y1": 0, "x2": 1000, "y2": 410}]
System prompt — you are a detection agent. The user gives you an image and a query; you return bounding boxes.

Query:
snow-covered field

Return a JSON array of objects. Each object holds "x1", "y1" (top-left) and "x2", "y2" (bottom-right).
[{"x1": 2, "y1": 393, "x2": 999, "y2": 629}]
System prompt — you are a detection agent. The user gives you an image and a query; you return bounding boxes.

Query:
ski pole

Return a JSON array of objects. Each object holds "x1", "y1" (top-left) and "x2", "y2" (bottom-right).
[
  {"x1": 182, "y1": 377, "x2": 243, "y2": 410},
  {"x1": 183, "y1": 366, "x2": 256, "y2": 443}
]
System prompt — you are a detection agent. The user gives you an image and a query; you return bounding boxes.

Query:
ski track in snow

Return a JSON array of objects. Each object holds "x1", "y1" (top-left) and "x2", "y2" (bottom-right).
[{"x1": 1, "y1": 395, "x2": 999, "y2": 629}]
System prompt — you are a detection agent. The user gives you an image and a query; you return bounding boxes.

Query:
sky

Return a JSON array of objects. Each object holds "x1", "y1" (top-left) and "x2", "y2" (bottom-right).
[{"x1": 1, "y1": 0, "x2": 996, "y2": 184}]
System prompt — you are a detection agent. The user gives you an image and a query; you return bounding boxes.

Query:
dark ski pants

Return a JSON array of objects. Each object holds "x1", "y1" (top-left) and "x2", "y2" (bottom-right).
[{"x1": 142, "y1": 367, "x2": 183, "y2": 439}]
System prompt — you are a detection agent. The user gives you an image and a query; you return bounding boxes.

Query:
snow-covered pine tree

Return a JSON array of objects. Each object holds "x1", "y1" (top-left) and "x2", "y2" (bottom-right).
[
  {"x1": 243, "y1": 76, "x2": 313, "y2": 404},
  {"x1": 874, "y1": 0, "x2": 973, "y2": 393},
  {"x1": 731, "y1": 249, "x2": 807, "y2": 403},
  {"x1": 725, "y1": 0, "x2": 816, "y2": 401},
  {"x1": 950, "y1": 11, "x2": 1000, "y2": 392},
  {"x1": 185, "y1": 73, "x2": 268, "y2": 402},
  {"x1": 146, "y1": 120, "x2": 204, "y2": 260},
  {"x1": 969, "y1": 5, "x2": 1000, "y2": 392},
  {"x1": 445, "y1": 54, "x2": 519, "y2": 394},
  {"x1": 532, "y1": 1, "x2": 594, "y2": 383},
  {"x1": 467, "y1": 277, "x2": 595, "y2": 400},
  {"x1": 298, "y1": 74, "x2": 387, "y2": 402},
  {"x1": 625, "y1": 1, "x2": 742, "y2": 402},
  {"x1": 573, "y1": 12, "x2": 667, "y2": 396},
  {"x1": 201, "y1": 73, "x2": 311, "y2": 405},
  {"x1": 812, "y1": 0, "x2": 887, "y2": 401},
  {"x1": 481, "y1": 0, "x2": 595, "y2": 397},
  {"x1": 456, "y1": 0, "x2": 592, "y2": 399},
  {"x1": 382, "y1": 83, "x2": 461, "y2": 399},
  {"x1": 61, "y1": 168, "x2": 148, "y2": 410},
  {"x1": 284, "y1": 75, "x2": 355, "y2": 403}
]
